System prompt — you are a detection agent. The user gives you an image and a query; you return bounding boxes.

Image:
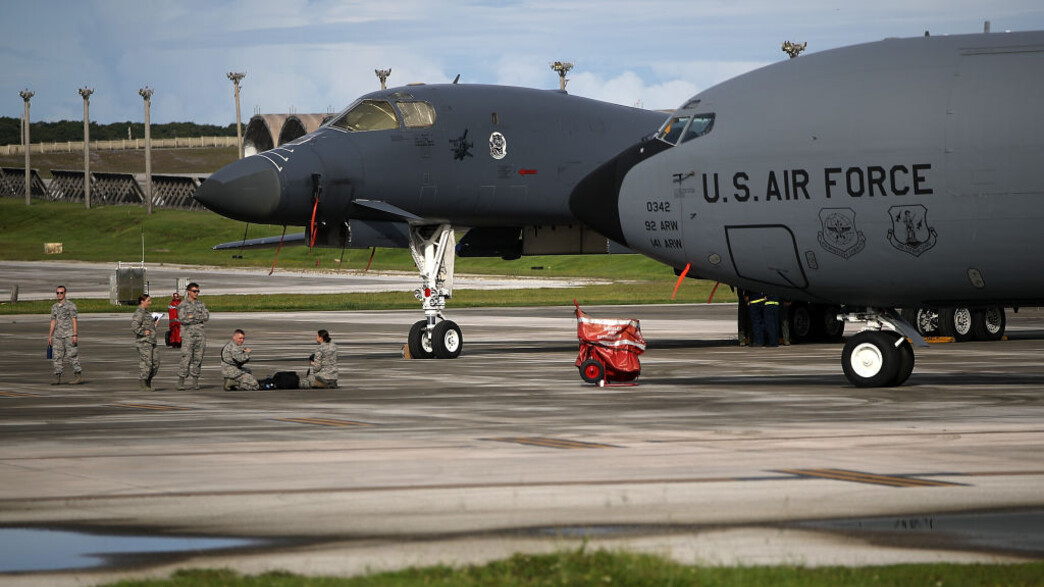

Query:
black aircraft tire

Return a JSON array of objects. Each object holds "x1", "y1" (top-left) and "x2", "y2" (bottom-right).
[
  {"x1": 579, "y1": 359, "x2": 605, "y2": 384},
  {"x1": 942, "y1": 307, "x2": 974, "y2": 342},
  {"x1": 432, "y1": 320, "x2": 463, "y2": 359},
  {"x1": 972, "y1": 307, "x2": 1006, "y2": 341},
  {"x1": 789, "y1": 303, "x2": 813, "y2": 343},
  {"x1": 892, "y1": 337, "x2": 915, "y2": 387},
  {"x1": 915, "y1": 307, "x2": 942, "y2": 337},
  {"x1": 408, "y1": 320, "x2": 435, "y2": 359},
  {"x1": 842, "y1": 331, "x2": 901, "y2": 388},
  {"x1": 816, "y1": 304, "x2": 845, "y2": 343}
]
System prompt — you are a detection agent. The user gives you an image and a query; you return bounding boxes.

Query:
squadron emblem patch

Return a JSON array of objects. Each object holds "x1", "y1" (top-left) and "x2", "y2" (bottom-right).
[
  {"x1": 887, "y1": 204, "x2": 937, "y2": 256},
  {"x1": 817, "y1": 208, "x2": 865, "y2": 259},
  {"x1": 489, "y1": 131, "x2": 507, "y2": 160},
  {"x1": 450, "y1": 129, "x2": 473, "y2": 160}
]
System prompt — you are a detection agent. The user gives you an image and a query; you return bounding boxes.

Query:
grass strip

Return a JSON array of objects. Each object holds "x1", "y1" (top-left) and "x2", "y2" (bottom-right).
[{"x1": 105, "y1": 549, "x2": 1044, "y2": 586}]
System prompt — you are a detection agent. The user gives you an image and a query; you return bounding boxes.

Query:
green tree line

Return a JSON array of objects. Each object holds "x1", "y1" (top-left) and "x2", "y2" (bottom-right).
[{"x1": 0, "y1": 117, "x2": 237, "y2": 146}]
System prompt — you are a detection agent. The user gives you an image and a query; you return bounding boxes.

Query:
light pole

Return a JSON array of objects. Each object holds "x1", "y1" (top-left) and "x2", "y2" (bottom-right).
[
  {"x1": 227, "y1": 72, "x2": 246, "y2": 159},
  {"x1": 79, "y1": 87, "x2": 94, "y2": 209},
  {"x1": 375, "y1": 68, "x2": 391, "y2": 90},
  {"x1": 19, "y1": 89, "x2": 33, "y2": 205},
  {"x1": 550, "y1": 61, "x2": 573, "y2": 91},
  {"x1": 781, "y1": 41, "x2": 807, "y2": 59},
  {"x1": 139, "y1": 86, "x2": 154, "y2": 215}
]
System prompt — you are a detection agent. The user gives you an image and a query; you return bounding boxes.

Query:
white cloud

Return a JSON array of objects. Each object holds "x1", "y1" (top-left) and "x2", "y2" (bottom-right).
[{"x1": 2, "y1": 0, "x2": 1043, "y2": 124}]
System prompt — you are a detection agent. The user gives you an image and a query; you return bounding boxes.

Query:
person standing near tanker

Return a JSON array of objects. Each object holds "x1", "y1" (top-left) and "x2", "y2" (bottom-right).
[
  {"x1": 131, "y1": 294, "x2": 161, "y2": 391},
  {"x1": 177, "y1": 283, "x2": 209, "y2": 390},
  {"x1": 48, "y1": 285, "x2": 84, "y2": 385}
]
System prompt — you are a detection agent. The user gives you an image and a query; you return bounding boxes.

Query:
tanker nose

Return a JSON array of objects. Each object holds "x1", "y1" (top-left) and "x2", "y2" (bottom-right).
[
  {"x1": 195, "y1": 156, "x2": 282, "y2": 223},
  {"x1": 569, "y1": 139, "x2": 671, "y2": 247}
]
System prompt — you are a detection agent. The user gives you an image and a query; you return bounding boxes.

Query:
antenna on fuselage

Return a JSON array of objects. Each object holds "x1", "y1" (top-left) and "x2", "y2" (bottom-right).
[{"x1": 453, "y1": 74, "x2": 460, "y2": 84}]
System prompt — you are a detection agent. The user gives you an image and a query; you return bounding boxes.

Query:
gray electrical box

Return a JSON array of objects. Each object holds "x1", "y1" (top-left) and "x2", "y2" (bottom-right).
[{"x1": 110, "y1": 262, "x2": 147, "y2": 305}]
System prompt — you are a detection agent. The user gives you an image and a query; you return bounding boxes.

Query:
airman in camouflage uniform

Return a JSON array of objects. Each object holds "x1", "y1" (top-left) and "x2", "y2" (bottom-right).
[
  {"x1": 131, "y1": 294, "x2": 161, "y2": 391},
  {"x1": 177, "y1": 282, "x2": 209, "y2": 390},
  {"x1": 221, "y1": 329, "x2": 258, "y2": 391},
  {"x1": 48, "y1": 285, "x2": 83, "y2": 385},
  {"x1": 301, "y1": 329, "x2": 338, "y2": 389}
]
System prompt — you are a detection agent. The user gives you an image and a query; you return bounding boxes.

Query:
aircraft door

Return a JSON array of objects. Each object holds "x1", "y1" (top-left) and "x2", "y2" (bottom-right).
[{"x1": 724, "y1": 225, "x2": 808, "y2": 290}]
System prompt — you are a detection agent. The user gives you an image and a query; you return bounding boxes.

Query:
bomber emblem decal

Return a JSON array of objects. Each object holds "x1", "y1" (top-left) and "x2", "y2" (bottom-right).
[
  {"x1": 817, "y1": 208, "x2": 865, "y2": 259},
  {"x1": 450, "y1": 129, "x2": 474, "y2": 160},
  {"x1": 887, "y1": 204, "x2": 937, "y2": 256},
  {"x1": 489, "y1": 131, "x2": 507, "y2": 160}
]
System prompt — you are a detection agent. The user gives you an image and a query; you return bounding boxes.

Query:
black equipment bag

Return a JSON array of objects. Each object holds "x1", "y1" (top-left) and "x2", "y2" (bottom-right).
[{"x1": 272, "y1": 371, "x2": 300, "y2": 389}]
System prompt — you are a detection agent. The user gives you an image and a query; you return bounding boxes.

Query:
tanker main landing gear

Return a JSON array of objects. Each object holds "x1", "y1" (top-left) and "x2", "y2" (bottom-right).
[
  {"x1": 406, "y1": 224, "x2": 463, "y2": 359},
  {"x1": 840, "y1": 309, "x2": 926, "y2": 388}
]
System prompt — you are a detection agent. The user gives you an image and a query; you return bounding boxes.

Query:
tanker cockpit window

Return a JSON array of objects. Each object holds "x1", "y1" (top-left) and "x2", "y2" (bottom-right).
[
  {"x1": 657, "y1": 115, "x2": 690, "y2": 145},
  {"x1": 396, "y1": 101, "x2": 436, "y2": 128},
  {"x1": 679, "y1": 113, "x2": 715, "y2": 144},
  {"x1": 328, "y1": 99, "x2": 400, "y2": 132},
  {"x1": 656, "y1": 113, "x2": 715, "y2": 145}
]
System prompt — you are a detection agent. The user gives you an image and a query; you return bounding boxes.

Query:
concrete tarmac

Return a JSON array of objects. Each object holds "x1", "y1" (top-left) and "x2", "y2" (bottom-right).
[
  {"x1": 0, "y1": 260, "x2": 602, "y2": 301},
  {"x1": 1, "y1": 302, "x2": 1044, "y2": 584}
]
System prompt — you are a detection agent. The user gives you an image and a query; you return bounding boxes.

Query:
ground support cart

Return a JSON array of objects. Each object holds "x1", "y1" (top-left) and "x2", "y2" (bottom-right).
[{"x1": 574, "y1": 301, "x2": 646, "y2": 386}]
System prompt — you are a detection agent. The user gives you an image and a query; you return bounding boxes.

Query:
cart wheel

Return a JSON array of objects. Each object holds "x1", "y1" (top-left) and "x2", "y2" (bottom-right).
[{"x1": 579, "y1": 359, "x2": 605, "y2": 384}]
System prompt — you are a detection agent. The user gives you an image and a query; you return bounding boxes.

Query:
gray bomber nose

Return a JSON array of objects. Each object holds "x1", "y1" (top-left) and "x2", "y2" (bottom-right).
[{"x1": 194, "y1": 156, "x2": 282, "y2": 224}]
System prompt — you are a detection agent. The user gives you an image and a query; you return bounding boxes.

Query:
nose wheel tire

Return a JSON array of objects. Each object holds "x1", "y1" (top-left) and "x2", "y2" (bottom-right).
[
  {"x1": 842, "y1": 331, "x2": 912, "y2": 387},
  {"x1": 432, "y1": 320, "x2": 463, "y2": 359},
  {"x1": 408, "y1": 320, "x2": 435, "y2": 359}
]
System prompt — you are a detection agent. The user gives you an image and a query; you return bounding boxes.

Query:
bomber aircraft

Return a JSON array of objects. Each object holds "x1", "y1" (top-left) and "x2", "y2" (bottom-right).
[
  {"x1": 194, "y1": 83, "x2": 666, "y2": 358},
  {"x1": 569, "y1": 30, "x2": 1044, "y2": 387}
]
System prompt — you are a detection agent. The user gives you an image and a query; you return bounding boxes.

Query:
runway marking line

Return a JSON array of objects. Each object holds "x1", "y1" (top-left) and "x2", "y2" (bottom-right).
[
  {"x1": 277, "y1": 417, "x2": 374, "y2": 427},
  {"x1": 107, "y1": 403, "x2": 194, "y2": 411},
  {"x1": 776, "y1": 468, "x2": 965, "y2": 488},
  {"x1": 0, "y1": 391, "x2": 39, "y2": 398},
  {"x1": 487, "y1": 437, "x2": 620, "y2": 450}
]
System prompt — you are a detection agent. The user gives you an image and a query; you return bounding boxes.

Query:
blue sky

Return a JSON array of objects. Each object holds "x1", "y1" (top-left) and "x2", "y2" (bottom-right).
[{"x1": 3, "y1": 0, "x2": 1043, "y2": 125}]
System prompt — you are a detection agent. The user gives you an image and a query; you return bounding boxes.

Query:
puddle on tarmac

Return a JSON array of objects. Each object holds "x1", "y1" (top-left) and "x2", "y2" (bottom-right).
[
  {"x1": 0, "y1": 527, "x2": 262, "y2": 573},
  {"x1": 798, "y1": 509, "x2": 1044, "y2": 555}
]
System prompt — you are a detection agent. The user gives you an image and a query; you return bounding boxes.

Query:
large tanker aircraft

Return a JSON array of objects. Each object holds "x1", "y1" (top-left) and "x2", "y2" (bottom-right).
[
  {"x1": 194, "y1": 83, "x2": 666, "y2": 358},
  {"x1": 569, "y1": 30, "x2": 1044, "y2": 387}
]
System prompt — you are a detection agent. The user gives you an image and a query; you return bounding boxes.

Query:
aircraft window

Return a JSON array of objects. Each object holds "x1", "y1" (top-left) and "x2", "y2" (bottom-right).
[
  {"x1": 679, "y1": 113, "x2": 715, "y2": 143},
  {"x1": 657, "y1": 115, "x2": 691, "y2": 145},
  {"x1": 657, "y1": 113, "x2": 715, "y2": 145},
  {"x1": 328, "y1": 99, "x2": 400, "y2": 132},
  {"x1": 397, "y1": 101, "x2": 436, "y2": 128}
]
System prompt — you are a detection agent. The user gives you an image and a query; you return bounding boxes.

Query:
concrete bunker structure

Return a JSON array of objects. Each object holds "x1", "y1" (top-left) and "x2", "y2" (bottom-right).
[{"x1": 244, "y1": 113, "x2": 331, "y2": 156}]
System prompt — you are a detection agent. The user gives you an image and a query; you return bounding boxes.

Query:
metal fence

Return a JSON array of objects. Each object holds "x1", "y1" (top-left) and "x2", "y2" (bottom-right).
[
  {"x1": 0, "y1": 136, "x2": 236, "y2": 156},
  {"x1": 0, "y1": 167, "x2": 209, "y2": 210}
]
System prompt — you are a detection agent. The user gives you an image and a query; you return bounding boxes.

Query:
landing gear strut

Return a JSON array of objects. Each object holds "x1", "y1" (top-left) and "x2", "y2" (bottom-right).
[
  {"x1": 406, "y1": 224, "x2": 463, "y2": 359},
  {"x1": 840, "y1": 308, "x2": 926, "y2": 387}
]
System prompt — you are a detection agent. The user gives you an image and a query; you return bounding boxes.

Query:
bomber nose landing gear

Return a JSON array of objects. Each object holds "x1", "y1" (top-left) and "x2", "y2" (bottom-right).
[{"x1": 406, "y1": 224, "x2": 464, "y2": 359}]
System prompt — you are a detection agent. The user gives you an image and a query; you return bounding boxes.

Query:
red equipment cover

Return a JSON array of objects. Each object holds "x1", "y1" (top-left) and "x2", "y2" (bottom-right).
[{"x1": 574, "y1": 302, "x2": 646, "y2": 381}]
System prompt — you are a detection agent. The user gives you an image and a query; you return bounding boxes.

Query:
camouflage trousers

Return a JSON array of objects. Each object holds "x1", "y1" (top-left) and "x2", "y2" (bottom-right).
[
  {"x1": 136, "y1": 340, "x2": 160, "y2": 380},
  {"x1": 301, "y1": 373, "x2": 337, "y2": 389},
  {"x1": 178, "y1": 327, "x2": 206, "y2": 379},
  {"x1": 52, "y1": 336, "x2": 81, "y2": 375},
  {"x1": 226, "y1": 372, "x2": 259, "y2": 391}
]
